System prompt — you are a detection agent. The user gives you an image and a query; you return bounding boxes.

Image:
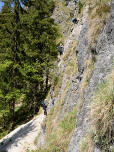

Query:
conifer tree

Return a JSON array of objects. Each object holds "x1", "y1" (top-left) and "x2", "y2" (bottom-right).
[
  {"x1": 0, "y1": 0, "x2": 28, "y2": 130},
  {"x1": 21, "y1": 0, "x2": 61, "y2": 114},
  {"x1": 0, "y1": 0, "x2": 61, "y2": 129}
]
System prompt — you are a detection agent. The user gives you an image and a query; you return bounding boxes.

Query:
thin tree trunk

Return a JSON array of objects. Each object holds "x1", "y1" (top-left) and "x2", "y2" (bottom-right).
[
  {"x1": 3, "y1": 113, "x2": 5, "y2": 129},
  {"x1": 46, "y1": 74, "x2": 48, "y2": 90},
  {"x1": 10, "y1": 99, "x2": 15, "y2": 130},
  {"x1": 33, "y1": 88, "x2": 37, "y2": 115}
]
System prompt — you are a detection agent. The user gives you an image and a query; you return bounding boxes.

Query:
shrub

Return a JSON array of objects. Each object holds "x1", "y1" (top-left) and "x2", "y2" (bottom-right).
[{"x1": 78, "y1": 1, "x2": 84, "y2": 14}]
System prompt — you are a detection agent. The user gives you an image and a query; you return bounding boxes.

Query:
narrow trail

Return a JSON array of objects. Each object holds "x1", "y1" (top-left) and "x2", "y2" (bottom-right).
[{"x1": 0, "y1": 112, "x2": 45, "y2": 152}]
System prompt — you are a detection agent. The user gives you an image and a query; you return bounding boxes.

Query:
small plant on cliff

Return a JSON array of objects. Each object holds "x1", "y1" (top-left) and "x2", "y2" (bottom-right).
[{"x1": 78, "y1": 1, "x2": 84, "y2": 14}]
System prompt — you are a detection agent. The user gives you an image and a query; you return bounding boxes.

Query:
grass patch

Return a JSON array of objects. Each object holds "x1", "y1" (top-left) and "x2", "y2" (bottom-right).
[
  {"x1": 88, "y1": 0, "x2": 111, "y2": 49},
  {"x1": 96, "y1": 4, "x2": 110, "y2": 17},
  {"x1": 53, "y1": 71, "x2": 64, "y2": 98},
  {"x1": 44, "y1": 81, "x2": 72, "y2": 145},
  {"x1": 63, "y1": 40, "x2": 77, "y2": 62},
  {"x1": 77, "y1": 59, "x2": 95, "y2": 114},
  {"x1": 34, "y1": 136, "x2": 38, "y2": 146},
  {"x1": 63, "y1": 49, "x2": 72, "y2": 62},
  {"x1": 66, "y1": 57, "x2": 78, "y2": 79},
  {"x1": 44, "y1": 105, "x2": 77, "y2": 152},
  {"x1": 63, "y1": 40, "x2": 78, "y2": 79},
  {"x1": 78, "y1": 1, "x2": 84, "y2": 14},
  {"x1": 80, "y1": 71, "x2": 114, "y2": 151},
  {"x1": 80, "y1": 132, "x2": 94, "y2": 152},
  {"x1": 90, "y1": 72, "x2": 114, "y2": 150}
]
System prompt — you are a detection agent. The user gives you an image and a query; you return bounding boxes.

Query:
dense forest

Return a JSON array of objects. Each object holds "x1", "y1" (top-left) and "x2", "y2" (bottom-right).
[{"x1": 0, "y1": 0, "x2": 61, "y2": 138}]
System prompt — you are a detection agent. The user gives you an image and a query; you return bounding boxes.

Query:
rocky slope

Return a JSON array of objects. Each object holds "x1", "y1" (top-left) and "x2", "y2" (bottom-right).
[
  {"x1": 68, "y1": 0, "x2": 114, "y2": 151},
  {"x1": 43, "y1": 0, "x2": 114, "y2": 151}
]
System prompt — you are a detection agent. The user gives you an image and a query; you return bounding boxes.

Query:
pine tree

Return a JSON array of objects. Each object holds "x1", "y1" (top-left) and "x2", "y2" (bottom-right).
[
  {"x1": 0, "y1": 0, "x2": 61, "y2": 130},
  {"x1": 0, "y1": 0, "x2": 29, "y2": 130},
  {"x1": 21, "y1": 0, "x2": 61, "y2": 115}
]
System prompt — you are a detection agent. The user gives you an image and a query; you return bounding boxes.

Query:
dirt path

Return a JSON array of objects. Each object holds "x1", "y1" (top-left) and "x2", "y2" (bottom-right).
[{"x1": 0, "y1": 112, "x2": 45, "y2": 152}]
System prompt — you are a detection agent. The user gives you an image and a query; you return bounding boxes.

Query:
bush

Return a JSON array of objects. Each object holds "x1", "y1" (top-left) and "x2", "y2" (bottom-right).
[{"x1": 78, "y1": 1, "x2": 84, "y2": 14}]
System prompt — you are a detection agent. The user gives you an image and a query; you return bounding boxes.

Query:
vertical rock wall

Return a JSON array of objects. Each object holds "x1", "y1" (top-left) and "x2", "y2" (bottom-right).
[{"x1": 68, "y1": 1, "x2": 114, "y2": 151}]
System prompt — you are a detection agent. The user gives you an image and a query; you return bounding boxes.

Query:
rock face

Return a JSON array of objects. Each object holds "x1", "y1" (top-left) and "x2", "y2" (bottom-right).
[
  {"x1": 68, "y1": 1, "x2": 114, "y2": 152},
  {"x1": 48, "y1": 2, "x2": 89, "y2": 116},
  {"x1": 37, "y1": 0, "x2": 114, "y2": 151},
  {"x1": 51, "y1": 0, "x2": 79, "y2": 37},
  {"x1": 67, "y1": 0, "x2": 79, "y2": 8}
]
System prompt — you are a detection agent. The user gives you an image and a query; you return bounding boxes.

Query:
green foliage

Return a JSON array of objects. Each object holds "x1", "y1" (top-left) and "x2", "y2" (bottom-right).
[
  {"x1": 45, "y1": 106, "x2": 77, "y2": 152},
  {"x1": 59, "y1": 107, "x2": 77, "y2": 133},
  {"x1": 34, "y1": 136, "x2": 38, "y2": 146},
  {"x1": 78, "y1": 1, "x2": 84, "y2": 14},
  {"x1": 0, "y1": 0, "x2": 61, "y2": 135}
]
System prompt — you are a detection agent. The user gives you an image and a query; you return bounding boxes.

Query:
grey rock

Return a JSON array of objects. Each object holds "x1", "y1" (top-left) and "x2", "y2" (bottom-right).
[
  {"x1": 37, "y1": 124, "x2": 46, "y2": 149},
  {"x1": 68, "y1": 1, "x2": 114, "y2": 152},
  {"x1": 68, "y1": 0, "x2": 79, "y2": 8},
  {"x1": 94, "y1": 147, "x2": 101, "y2": 152}
]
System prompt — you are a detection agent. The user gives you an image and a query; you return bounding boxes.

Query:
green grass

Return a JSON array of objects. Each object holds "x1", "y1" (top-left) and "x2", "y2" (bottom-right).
[
  {"x1": 43, "y1": 105, "x2": 77, "y2": 152},
  {"x1": 96, "y1": 4, "x2": 110, "y2": 17},
  {"x1": 80, "y1": 71, "x2": 114, "y2": 152},
  {"x1": 78, "y1": 1, "x2": 84, "y2": 14},
  {"x1": 59, "y1": 107, "x2": 77, "y2": 133},
  {"x1": 88, "y1": 0, "x2": 111, "y2": 51},
  {"x1": 53, "y1": 71, "x2": 64, "y2": 98},
  {"x1": 34, "y1": 136, "x2": 38, "y2": 146}
]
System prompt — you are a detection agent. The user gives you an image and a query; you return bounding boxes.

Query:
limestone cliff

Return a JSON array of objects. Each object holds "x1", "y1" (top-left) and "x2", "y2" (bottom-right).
[
  {"x1": 38, "y1": 0, "x2": 114, "y2": 151},
  {"x1": 69, "y1": 0, "x2": 114, "y2": 151}
]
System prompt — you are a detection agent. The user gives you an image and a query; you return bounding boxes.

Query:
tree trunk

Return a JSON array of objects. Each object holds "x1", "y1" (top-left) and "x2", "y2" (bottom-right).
[
  {"x1": 3, "y1": 113, "x2": 5, "y2": 129},
  {"x1": 46, "y1": 74, "x2": 48, "y2": 90},
  {"x1": 10, "y1": 99, "x2": 15, "y2": 130},
  {"x1": 33, "y1": 94, "x2": 37, "y2": 116}
]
